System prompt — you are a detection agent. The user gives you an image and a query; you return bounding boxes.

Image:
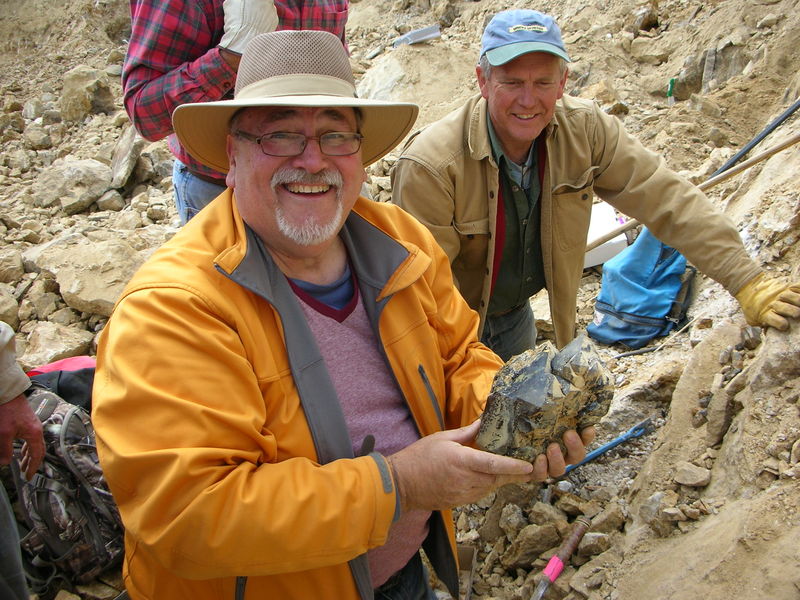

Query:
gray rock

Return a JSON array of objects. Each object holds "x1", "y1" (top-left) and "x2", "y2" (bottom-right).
[
  {"x1": 5, "y1": 149, "x2": 34, "y2": 174},
  {"x1": 674, "y1": 461, "x2": 712, "y2": 487},
  {"x1": 0, "y1": 285, "x2": 19, "y2": 329},
  {"x1": 578, "y1": 532, "x2": 611, "y2": 557},
  {"x1": 706, "y1": 386, "x2": 736, "y2": 446},
  {"x1": 23, "y1": 124, "x2": 52, "y2": 150},
  {"x1": 32, "y1": 156, "x2": 112, "y2": 215},
  {"x1": 500, "y1": 523, "x2": 561, "y2": 569},
  {"x1": 749, "y1": 325, "x2": 800, "y2": 389},
  {"x1": 0, "y1": 248, "x2": 25, "y2": 283},
  {"x1": 59, "y1": 65, "x2": 117, "y2": 122},
  {"x1": 17, "y1": 321, "x2": 94, "y2": 371},
  {"x1": 499, "y1": 503, "x2": 528, "y2": 539},
  {"x1": 111, "y1": 125, "x2": 147, "y2": 188},
  {"x1": 135, "y1": 142, "x2": 173, "y2": 184},
  {"x1": 638, "y1": 490, "x2": 679, "y2": 536},
  {"x1": 28, "y1": 234, "x2": 144, "y2": 317},
  {"x1": 22, "y1": 99, "x2": 44, "y2": 120},
  {"x1": 672, "y1": 55, "x2": 704, "y2": 101},
  {"x1": 42, "y1": 109, "x2": 62, "y2": 126}
]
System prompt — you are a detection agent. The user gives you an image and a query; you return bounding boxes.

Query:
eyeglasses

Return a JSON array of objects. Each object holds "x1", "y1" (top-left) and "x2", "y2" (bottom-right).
[{"x1": 233, "y1": 130, "x2": 364, "y2": 157}]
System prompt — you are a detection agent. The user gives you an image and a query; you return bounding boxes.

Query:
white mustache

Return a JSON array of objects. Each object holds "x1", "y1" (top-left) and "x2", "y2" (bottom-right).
[{"x1": 271, "y1": 167, "x2": 343, "y2": 189}]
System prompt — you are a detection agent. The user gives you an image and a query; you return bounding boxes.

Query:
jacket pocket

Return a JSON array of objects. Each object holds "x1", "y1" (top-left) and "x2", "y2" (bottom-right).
[
  {"x1": 453, "y1": 217, "x2": 490, "y2": 270},
  {"x1": 551, "y1": 183, "x2": 594, "y2": 252}
]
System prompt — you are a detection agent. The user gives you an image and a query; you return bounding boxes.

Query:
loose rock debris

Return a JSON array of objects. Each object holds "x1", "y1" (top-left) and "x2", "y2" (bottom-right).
[{"x1": 1, "y1": 0, "x2": 800, "y2": 598}]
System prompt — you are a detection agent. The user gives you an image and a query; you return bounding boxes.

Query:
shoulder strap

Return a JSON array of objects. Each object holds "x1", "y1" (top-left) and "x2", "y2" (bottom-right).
[
  {"x1": 57, "y1": 405, "x2": 118, "y2": 525},
  {"x1": 666, "y1": 265, "x2": 697, "y2": 324}
]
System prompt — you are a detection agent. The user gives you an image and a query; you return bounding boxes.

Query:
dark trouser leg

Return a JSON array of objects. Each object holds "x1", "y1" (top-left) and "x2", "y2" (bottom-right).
[
  {"x1": 0, "y1": 485, "x2": 29, "y2": 600},
  {"x1": 481, "y1": 302, "x2": 537, "y2": 362},
  {"x1": 374, "y1": 553, "x2": 437, "y2": 600}
]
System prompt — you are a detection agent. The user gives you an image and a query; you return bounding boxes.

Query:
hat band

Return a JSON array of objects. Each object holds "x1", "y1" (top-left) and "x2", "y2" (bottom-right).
[{"x1": 237, "y1": 74, "x2": 357, "y2": 100}]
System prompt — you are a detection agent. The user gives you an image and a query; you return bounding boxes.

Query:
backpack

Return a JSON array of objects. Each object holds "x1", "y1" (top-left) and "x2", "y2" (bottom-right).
[
  {"x1": 8, "y1": 364, "x2": 124, "y2": 599},
  {"x1": 586, "y1": 227, "x2": 696, "y2": 349}
]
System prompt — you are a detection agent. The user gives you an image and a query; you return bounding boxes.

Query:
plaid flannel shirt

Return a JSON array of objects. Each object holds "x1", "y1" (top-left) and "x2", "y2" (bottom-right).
[{"x1": 123, "y1": 0, "x2": 349, "y2": 180}]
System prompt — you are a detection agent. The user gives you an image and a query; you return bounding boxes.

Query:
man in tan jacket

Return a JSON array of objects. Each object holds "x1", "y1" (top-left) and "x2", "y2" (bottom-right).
[{"x1": 392, "y1": 8, "x2": 800, "y2": 359}]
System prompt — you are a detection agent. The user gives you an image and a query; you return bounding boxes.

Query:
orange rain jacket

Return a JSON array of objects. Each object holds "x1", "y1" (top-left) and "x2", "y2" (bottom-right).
[{"x1": 93, "y1": 190, "x2": 503, "y2": 600}]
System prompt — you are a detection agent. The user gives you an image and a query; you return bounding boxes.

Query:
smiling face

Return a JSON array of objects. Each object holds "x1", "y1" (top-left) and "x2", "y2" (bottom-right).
[
  {"x1": 225, "y1": 106, "x2": 367, "y2": 262},
  {"x1": 477, "y1": 52, "x2": 568, "y2": 164}
]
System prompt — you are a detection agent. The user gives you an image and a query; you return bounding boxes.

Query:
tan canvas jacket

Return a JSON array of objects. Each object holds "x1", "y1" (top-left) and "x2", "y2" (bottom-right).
[
  {"x1": 0, "y1": 322, "x2": 29, "y2": 404},
  {"x1": 391, "y1": 93, "x2": 761, "y2": 348}
]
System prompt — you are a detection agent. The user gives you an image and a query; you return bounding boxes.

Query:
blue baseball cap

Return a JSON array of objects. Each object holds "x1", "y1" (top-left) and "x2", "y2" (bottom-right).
[{"x1": 480, "y1": 9, "x2": 570, "y2": 66}]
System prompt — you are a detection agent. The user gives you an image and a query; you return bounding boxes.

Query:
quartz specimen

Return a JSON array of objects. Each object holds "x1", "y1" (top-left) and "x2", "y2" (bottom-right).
[{"x1": 476, "y1": 335, "x2": 613, "y2": 461}]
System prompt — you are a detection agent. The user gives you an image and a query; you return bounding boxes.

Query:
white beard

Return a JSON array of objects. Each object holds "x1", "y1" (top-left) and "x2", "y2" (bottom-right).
[
  {"x1": 275, "y1": 198, "x2": 344, "y2": 246},
  {"x1": 271, "y1": 167, "x2": 345, "y2": 246}
]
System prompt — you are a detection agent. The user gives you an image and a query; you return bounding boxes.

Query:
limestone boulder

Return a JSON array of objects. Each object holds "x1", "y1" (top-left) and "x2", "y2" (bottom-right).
[
  {"x1": 59, "y1": 65, "x2": 117, "y2": 123},
  {"x1": 25, "y1": 234, "x2": 144, "y2": 317},
  {"x1": 17, "y1": 321, "x2": 94, "y2": 371},
  {"x1": 31, "y1": 156, "x2": 112, "y2": 215}
]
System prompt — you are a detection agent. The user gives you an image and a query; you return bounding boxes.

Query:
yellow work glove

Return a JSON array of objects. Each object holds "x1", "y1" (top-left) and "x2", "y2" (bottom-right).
[{"x1": 734, "y1": 272, "x2": 800, "y2": 330}]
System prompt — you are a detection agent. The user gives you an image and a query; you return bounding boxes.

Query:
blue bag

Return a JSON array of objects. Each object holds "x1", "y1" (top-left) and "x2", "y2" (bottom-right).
[{"x1": 587, "y1": 227, "x2": 695, "y2": 349}]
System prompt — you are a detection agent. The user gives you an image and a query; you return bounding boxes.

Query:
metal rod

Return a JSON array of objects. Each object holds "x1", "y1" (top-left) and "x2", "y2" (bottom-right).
[
  {"x1": 709, "y1": 97, "x2": 800, "y2": 178},
  {"x1": 530, "y1": 516, "x2": 592, "y2": 600}
]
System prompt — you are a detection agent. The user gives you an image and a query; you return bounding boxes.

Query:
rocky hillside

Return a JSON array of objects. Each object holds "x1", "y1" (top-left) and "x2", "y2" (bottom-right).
[{"x1": 1, "y1": 0, "x2": 799, "y2": 599}]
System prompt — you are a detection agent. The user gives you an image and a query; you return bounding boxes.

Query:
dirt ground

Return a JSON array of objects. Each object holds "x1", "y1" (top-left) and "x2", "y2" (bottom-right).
[{"x1": 1, "y1": 0, "x2": 799, "y2": 598}]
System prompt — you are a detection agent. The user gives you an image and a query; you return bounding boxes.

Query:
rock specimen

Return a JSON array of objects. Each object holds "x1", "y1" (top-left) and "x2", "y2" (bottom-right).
[{"x1": 476, "y1": 335, "x2": 613, "y2": 461}]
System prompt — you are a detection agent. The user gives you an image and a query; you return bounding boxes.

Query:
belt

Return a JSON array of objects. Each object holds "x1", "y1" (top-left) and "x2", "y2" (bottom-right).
[{"x1": 187, "y1": 168, "x2": 226, "y2": 187}]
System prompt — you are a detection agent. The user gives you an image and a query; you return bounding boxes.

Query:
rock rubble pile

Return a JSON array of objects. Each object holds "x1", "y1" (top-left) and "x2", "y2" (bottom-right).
[{"x1": 1, "y1": 0, "x2": 799, "y2": 598}]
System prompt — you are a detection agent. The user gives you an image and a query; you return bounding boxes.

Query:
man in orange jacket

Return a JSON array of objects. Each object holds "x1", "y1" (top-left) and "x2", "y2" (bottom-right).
[{"x1": 93, "y1": 30, "x2": 593, "y2": 600}]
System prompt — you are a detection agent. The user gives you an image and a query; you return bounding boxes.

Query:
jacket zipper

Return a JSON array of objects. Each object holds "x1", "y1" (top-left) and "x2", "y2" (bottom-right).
[
  {"x1": 235, "y1": 576, "x2": 247, "y2": 600},
  {"x1": 418, "y1": 365, "x2": 444, "y2": 430}
]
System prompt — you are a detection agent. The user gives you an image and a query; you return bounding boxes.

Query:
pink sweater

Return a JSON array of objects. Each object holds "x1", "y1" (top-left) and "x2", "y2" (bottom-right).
[{"x1": 296, "y1": 288, "x2": 431, "y2": 587}]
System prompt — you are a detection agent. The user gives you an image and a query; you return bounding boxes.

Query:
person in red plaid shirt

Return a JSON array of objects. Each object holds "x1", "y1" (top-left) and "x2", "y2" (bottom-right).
[{"x1": 123, "y1": 0, "x2": 349, "y2": 223}]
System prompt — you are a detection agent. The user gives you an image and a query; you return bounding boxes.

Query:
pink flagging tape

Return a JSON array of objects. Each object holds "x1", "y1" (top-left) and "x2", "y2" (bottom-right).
[{"x1": 542, "y1": 556, "x2": 564, "y2": 582}]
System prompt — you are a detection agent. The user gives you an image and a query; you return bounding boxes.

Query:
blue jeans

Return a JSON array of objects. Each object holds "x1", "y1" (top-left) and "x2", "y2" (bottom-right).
[
  {"x1": 374, "y1": 553, "x2": 437, "y2": 600},
  {"x1": 172, "y1": 160, "x2": 227, "y2": 224},
  {"x1": 0, "y1": 485, "x2": 28, "y2": 600},
  {"x1": 481, "y1": 302, "x2": 537, "y2": 362}
]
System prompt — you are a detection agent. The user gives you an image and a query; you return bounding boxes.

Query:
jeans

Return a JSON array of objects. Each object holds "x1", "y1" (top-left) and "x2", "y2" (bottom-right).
[
  {"x1": 481, "y1": 302, "x2": 537, "y2": 362},
  {"x1": 0, "y1": 485, "x2": 28, "y2": 600},
  {"x1": 172, "y1": 159, "x2": 227, "y2": 224},
  {"x1": 374, "y1": 553, "x2": 437, "y2": 600}
]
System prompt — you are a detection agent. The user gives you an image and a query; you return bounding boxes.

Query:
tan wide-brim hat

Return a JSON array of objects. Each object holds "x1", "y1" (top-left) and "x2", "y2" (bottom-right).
[{"x1": 173, "y1": 30, "x2": 419, "y2": 173}]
